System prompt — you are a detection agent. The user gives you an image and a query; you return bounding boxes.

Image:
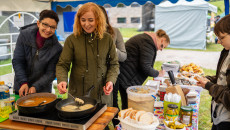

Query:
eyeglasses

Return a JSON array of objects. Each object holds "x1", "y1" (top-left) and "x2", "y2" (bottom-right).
[
  {"x1": 217, "y1": 34, "x2": 229, "y2": 43},
  {"x1": 41, "y1": 22, "x2": 56, "y2": 31}
]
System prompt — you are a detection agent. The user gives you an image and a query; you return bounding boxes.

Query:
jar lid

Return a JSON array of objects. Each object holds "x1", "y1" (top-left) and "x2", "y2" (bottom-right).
[
  {"x1": 168, "y1": 104, "x2": 178, "y2": 109},
  {"x1": 181, "y1": 106, "x2": 193, "y2": 111}
]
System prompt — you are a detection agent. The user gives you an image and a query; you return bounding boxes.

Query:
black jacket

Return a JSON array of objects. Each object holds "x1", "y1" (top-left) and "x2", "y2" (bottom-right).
[
  {"x1": 12, "y1": 23, "x2": 63, "y2": 94},
  {"x1": 118, "y1": 33, "x2": 159, "y2": 89}
]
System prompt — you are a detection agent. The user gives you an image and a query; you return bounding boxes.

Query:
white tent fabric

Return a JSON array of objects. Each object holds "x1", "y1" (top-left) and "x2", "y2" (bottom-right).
[
  {"x1": 155, "y1": 0, "x2": 217, "y2": 50},
  {"x1": 0, "y1": 0, "x2": 50, "y2": 12}
]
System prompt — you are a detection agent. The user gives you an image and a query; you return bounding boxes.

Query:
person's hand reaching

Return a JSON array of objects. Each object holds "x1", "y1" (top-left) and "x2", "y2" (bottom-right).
[
  {"x1": 158, "y1": 70, "x2": 165, "y2": 77},
  {"x1": 19, "y1": 84, "x2": 29, "y2": 97},
  {"x1": 103, "y1": 81, "x2": 113, "y2": 95},
  {"x1": 28, "y1": 87, "x2": 36, "y2": 94},
  {"x1": 58, "y1": 81, "x2": 67, "y2": 94},
  {"x1": 196, "y1": 76, "x2": 210, "y2": 89}
]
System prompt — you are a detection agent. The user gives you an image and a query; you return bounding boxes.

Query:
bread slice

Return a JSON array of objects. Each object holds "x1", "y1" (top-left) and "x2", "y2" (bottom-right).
[
  {"x1": 118, "y1": 108, "x2": 133, "y2": 119},
  {"x1": 135, "y1": 110, "x2": 146, "y2": 121},
  {"x1": 139, "y1": 112, "x2": 154, "y2": 125},
  {"x1": 124, "y1": 108, "x2": 133, "y2": 119},
  {"x1": 129, "y1": 110, "x2": 138, "y2": 119}
]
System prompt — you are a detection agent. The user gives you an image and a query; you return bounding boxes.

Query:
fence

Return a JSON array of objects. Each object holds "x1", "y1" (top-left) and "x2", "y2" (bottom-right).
[{"x1": 0, "y1": 33, "x2": 19, "y2": 75}]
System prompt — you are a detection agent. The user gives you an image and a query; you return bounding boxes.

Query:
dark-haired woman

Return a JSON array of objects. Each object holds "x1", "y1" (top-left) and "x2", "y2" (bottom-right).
[
  {"x1": 12, "y1": 10, "x2": 63, "y2": 97},
  {"x1": 117, "y1": 29, "x2": 170, "y2": 110}
]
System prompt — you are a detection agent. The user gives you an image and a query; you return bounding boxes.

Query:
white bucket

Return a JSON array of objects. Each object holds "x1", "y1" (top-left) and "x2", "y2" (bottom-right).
[{"x1": 126, "y1": 86, "x2": 156, "y2": 112}]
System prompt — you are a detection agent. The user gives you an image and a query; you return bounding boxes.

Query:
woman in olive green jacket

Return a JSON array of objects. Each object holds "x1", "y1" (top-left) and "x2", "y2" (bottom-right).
[{"x1": 56, "y1": 2, "x2": 119, "y2": 107}]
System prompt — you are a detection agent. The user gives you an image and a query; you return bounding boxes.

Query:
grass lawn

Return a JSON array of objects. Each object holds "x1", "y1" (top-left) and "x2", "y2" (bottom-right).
[
  {"x1": 119, "y1": 28, "x2": 144, "y2": 38},
  {"x1": 0, "y1": 59, "x2": 12, "y2": 76},
  {"x1": 209, "y1": 0, "x2": 225, "y2": 15},
  {"x1": 165, "y1": 43, "x2": 223, "y2": 52},
  {"x1": 119, "y1": 28, "x2": 224, "y2": 52}
]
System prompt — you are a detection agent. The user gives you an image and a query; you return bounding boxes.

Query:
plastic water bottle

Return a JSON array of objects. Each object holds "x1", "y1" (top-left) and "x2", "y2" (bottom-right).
[{"x1": 0, "y1": 81, "x2": 12, "y2": 119}]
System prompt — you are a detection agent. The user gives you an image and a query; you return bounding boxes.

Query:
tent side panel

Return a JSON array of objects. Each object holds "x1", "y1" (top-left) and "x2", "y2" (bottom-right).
[{"x1": 155, "y1": 8, "x2": 207, "y2": 50}]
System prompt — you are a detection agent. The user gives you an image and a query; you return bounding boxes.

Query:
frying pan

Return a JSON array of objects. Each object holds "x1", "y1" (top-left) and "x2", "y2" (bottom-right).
[
  {"x1": 56, "y1": 85, "x2": 98, "y2": 118},
  {"x1": 16, "y1": 93, "x2": 57, "y2": 115}
]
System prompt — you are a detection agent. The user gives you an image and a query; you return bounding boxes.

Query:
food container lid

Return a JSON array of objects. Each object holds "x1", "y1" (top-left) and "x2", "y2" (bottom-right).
[
  {"x1": 127, "y1": 86, "x2": 156, "y2": 96},
  {"x1": 181, "y1": 106, "x2": 193, "y2": 111},
  {"x1": 159, "y1": 85, "x2": 167, "y2": 92},
  {"x1": 167, "y1": 104, "x2": 178, "y2": 109}
]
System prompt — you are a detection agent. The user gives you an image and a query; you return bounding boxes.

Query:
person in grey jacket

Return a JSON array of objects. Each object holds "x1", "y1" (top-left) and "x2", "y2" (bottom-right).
[
  {"x1": 12, "y1": 10, "x2": 62, "y2": 97},
  {"x1": 99, "y1": 5, "x2": 127, "y2": 126}
]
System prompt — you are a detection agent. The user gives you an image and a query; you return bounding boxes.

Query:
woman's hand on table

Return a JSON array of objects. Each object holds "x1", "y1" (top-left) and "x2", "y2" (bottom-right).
[
  {"x1": 103, "y1": 81, "x2": 113, "y2": 95},
  {"x1": 19, "y1": 84, "x2": 29, "y2": 97},
  {"x1": 28, "y1": 87, "x2": 36, "y2": 94},
  {"x1": 196, "y1": 76, "x2": 209, "y2": 89},
  {"x1": 58, "y1": 81, "x2": 67, "y2": 94}
]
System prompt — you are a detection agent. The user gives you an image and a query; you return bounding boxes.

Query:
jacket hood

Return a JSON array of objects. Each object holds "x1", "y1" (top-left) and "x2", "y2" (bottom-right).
[{"x1": 20, "y1": 23, "x2": 38, "y2": 31}]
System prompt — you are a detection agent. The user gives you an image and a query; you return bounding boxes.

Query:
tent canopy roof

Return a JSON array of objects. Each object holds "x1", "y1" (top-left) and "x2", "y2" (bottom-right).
[
  {"x1": 51, "y1": 0, "x2": 210, "y2": 11},
  {"x1": 157, "y1": 0, "x2": 217, "y2": 13}
]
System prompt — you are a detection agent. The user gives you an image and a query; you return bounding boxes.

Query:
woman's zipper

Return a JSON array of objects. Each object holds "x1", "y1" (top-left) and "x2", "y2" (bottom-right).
[
  {"x1": 82, "y1": 74, "x2": 85, "y2": 95},
  {"x1": 101, "y1": 73, "x2": 105, "y2": 96},
  {"x1": 30, "y1": 49, "x2": 39, "y2": 74}
]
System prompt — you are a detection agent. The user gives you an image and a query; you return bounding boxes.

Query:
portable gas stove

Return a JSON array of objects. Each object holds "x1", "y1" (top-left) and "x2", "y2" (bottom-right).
[{"x1": 9, "y1": 104, "x2": 107, "y2": 130}]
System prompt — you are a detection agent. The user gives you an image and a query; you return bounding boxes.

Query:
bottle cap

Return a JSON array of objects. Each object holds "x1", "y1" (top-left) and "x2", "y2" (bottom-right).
[
  {"x1": 0, "y1": 81, "x2": 5, "y2": 85},
  {"x1": 159, "y1": 85, "x2": 167, "y2": 92},
  {"x1": 168, "y1": 104, "x2": 178, "y2": 109}
]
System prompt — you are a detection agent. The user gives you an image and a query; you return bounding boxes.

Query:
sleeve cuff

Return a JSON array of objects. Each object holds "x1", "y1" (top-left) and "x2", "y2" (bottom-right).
[
  {"x1": 205, "y1": 81, "x2": 214, "y2": 90},
  {"x1": 20, "y1": 82, "x2": 28, "y2": 88}
]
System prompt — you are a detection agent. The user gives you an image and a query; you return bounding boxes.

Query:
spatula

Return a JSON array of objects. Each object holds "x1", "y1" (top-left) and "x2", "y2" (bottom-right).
[{"x1": 68, "y1": 93, "x2": 84, "y2": 105}]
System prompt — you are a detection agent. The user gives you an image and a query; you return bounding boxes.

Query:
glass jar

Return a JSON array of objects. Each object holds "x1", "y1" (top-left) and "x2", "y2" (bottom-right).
[
  {"x1": 180, "y1": 106, "x2": 193, "y2": 127},
  {"x1": 159, "y1": 85, "x2": 167, "y2": 101},
  {"x1": 165, "y1": 104, "x2": 179, "y2": 121}
]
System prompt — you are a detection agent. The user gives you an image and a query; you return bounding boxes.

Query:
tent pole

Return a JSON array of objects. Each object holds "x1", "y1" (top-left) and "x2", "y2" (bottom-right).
[{"x1": 51, "y1": 2, "x2": 57, "y2": 12}]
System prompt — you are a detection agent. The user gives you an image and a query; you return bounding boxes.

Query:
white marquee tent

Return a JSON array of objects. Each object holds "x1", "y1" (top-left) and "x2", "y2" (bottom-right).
[{"x1": 155, "y1": 0, "x2": 217, "y2": 50}]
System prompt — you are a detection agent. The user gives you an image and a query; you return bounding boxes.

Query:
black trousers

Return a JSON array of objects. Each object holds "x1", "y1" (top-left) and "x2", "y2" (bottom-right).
[
  {"x1": 119, "y1": 84, "x2": 128, "y2": 110},
  {"x1": 113, "y1": 79, "x2": 119, "y2": 109},
  {"x1": 112, "y1": 79, "x2": 128, "y2": 110},
  {"x1": 112, "y1": 80, "x2": 120, "y2": 127},
  {"x1": 112, "y1": 79, "x2": 128, "y2": 127},
  {"x1": 211, "y1": 122, "x2": 230, "y2": 130}
]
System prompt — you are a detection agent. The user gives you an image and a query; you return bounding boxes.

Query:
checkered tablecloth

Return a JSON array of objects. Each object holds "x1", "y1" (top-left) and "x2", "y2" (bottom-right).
[
  {"x1": 154, "y1": 93, "x2": 200, "y2": 130},
  {"x1": 116, "y1": 88, "x2": 201, "y2": 130}
]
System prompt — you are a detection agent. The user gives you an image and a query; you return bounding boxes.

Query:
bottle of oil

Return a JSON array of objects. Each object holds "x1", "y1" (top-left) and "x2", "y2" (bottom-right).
[{"x1": 0, "y1": 81, "x2": 12, "y2": 119}]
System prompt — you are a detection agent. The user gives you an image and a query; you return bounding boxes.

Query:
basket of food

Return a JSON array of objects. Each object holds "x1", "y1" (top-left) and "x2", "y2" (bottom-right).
[
  {"x1": 180, "y1": 63, "x2": 204, "y2": 76},
  {"x1": 118, "y1": 108, "x2": 159, "y2": 130},
  {"x1": 127, "y1": 86, "x2": 156, "y2": 112}
]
